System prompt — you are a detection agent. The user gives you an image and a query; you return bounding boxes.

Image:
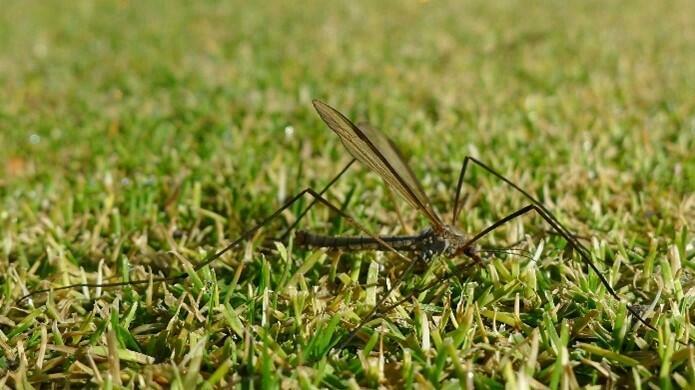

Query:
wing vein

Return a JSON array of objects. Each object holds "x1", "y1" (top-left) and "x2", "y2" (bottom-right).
[{"x1": 313, "y1": 100, "x2": 443, "y2": 227}]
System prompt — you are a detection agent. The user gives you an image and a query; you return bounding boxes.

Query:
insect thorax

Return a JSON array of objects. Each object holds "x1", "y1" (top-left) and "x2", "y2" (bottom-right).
[{"x1": 415, "y1": 225, "x2": 468, "y2": 261}]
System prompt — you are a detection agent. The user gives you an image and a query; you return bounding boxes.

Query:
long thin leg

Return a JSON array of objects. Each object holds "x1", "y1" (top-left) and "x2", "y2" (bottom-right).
[
  {"x1": 17, "y1": 162, "x2": 356, "y2": 304},
  {"x1": 458, "y1": 156, "x2": 658, "y2": 332},
  {"x1": 461, "y1": 157, "x2": 576, "y2": 246},
  {"x1": 278, "y1": 159, "x2": 356, "y2": 241},
  {"x1": 451, "y1": 157, "x2": 471, "y2": 225}
]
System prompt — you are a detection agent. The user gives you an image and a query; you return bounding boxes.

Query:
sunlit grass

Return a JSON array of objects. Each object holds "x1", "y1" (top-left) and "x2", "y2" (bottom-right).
[{"x1": 1, "y1": 0, "x2": 694, "y2": 387}]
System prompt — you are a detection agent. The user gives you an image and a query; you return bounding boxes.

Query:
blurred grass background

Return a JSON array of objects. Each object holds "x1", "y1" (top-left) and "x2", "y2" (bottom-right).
[{"x1": 1, "y1": 0, "x2": 694, "y2": 388}]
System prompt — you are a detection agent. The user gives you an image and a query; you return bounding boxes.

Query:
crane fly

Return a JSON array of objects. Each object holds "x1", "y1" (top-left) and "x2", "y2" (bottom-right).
[{"x1": 20, "y1": 99, "x2": 660, "y2": 351}]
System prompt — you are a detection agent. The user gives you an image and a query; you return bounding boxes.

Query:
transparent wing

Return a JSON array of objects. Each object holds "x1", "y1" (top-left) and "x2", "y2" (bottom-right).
[{"x1": 313, "y1": 100, "x2": 443, "y2": 227}]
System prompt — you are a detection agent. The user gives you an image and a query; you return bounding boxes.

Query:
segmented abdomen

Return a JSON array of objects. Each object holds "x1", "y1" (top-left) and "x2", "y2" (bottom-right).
[{"x1": 295, "y1": 231, "x2": 421, "y2": 251}]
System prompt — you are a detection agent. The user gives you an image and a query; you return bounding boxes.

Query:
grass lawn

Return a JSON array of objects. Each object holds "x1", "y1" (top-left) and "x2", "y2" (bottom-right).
[{"x1": 1, "y1": 0, "x2": 694, "y2": 388}]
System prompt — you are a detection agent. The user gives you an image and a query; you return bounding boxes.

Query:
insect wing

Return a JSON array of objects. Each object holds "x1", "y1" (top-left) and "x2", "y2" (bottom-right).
[{"x1": 313, "y1": 100, "x2": 443, "y2": 227}]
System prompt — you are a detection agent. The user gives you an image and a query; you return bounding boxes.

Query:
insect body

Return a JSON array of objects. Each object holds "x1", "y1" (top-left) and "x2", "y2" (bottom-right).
[{"x1": 297, "y1": 225, "x2": 474, "y2": 262}]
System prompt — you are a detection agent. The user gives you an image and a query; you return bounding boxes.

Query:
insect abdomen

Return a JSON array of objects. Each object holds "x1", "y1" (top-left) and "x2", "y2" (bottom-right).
[{"x1": 295, "y1": 231, "x2": 420, "y2": 251}]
